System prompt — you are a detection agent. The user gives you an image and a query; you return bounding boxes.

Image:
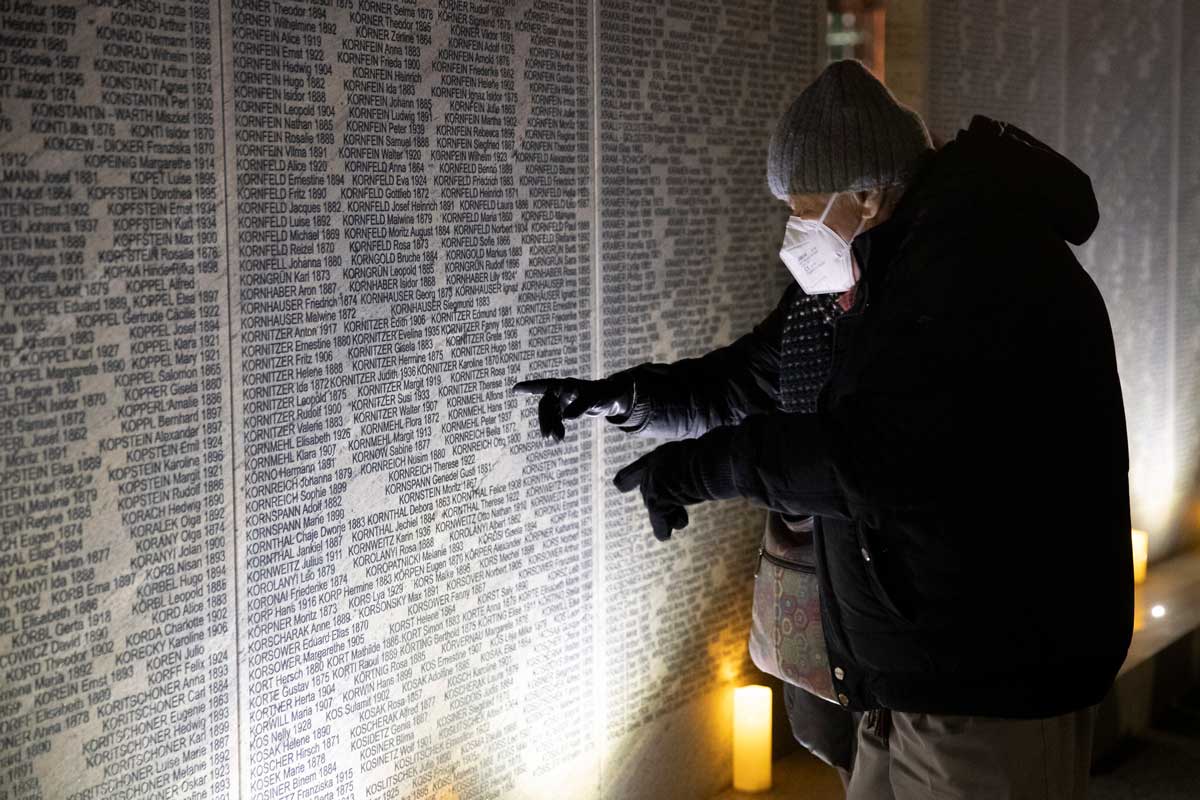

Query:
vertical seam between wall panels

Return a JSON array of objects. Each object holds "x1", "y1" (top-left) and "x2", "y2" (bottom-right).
[
  {"x1": 214, "y1": 3, "x2": 245, "y2": 797},
  {"x1": 588, "y1": 0, "x2": 606, "y2": 794},
  {"x1": 1166, "y1": 0, "x2": 1182, "y2": 537}
]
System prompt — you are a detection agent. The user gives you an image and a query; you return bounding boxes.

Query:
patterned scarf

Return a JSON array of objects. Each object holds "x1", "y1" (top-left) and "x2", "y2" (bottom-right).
[{"x1": 778, "y1": 290, "x2": 847, "y2": 414}]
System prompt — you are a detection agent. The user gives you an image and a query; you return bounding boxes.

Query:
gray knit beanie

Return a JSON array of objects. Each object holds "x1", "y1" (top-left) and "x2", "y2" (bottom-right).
[{"x1": 767, "y1": 59, "x2": 932, "y2": 199}]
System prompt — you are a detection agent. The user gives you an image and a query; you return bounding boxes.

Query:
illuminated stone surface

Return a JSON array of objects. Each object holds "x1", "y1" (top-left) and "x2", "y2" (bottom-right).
[
  {"x1": 0, "y1": 2, "x2": 814, "y2": 799},
  {"x1": 1062, "y1": 0, "x2": 1178, "y2": 543},
  {"x1": 924, "y1": 0, "x2": 1066, "y2": 147},
  {"x1": 1171, "y1": 1, "x2": 1200, "y2": 552},
  {"x1": 596, "y1": 0, "x2": 811, "y2": 746}
]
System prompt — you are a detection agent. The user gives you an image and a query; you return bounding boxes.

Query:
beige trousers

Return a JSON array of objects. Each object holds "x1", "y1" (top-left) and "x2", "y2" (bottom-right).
[{"x1": 846, "y1": 706, "x2": 1096, "y2": 800}]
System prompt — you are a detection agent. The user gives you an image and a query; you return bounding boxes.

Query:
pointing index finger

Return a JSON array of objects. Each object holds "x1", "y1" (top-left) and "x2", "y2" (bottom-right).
[
  {"x1": 512, "y1": 379, "x2": 557, "y2": 396},
  {"x1": 612, "y1": 455, "x2": 650, "y2": 493}
]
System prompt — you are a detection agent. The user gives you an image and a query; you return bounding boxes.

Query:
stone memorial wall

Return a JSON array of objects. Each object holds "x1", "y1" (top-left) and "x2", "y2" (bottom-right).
[{"x1": 0, "y1": 2, "x2": 816, "y2": 799}]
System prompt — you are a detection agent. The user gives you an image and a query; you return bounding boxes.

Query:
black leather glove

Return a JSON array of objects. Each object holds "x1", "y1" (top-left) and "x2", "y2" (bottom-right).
[
  {"x1": 613, "y1": 439, "x2": 715, "y2": 541},
  {"x1": 512, "y1": 376, "x2": 634, "y2": 442}
]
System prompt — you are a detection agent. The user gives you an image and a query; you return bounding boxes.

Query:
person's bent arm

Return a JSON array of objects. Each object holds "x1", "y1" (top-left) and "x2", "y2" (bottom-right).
[
  {"x1": 612, "y1": 410, "x2": 852, "y2": 540},
  {"x1": 613, "y1": 393, "x2": 945, "y2": 540}
]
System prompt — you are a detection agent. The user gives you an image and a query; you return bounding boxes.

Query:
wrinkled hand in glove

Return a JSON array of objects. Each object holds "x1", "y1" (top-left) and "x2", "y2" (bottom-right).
[
  {"x1": 613, "y1": 440, "x2": 717, "y2": 541},
  {"x1": 512, "y1": 376, "x2": 633, "y2": 442}
]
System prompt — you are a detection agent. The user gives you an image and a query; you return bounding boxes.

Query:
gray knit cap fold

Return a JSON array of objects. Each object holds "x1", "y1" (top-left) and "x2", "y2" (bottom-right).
[{"x1": 767, "y1": 59, "x2": 932, "y2": 199}]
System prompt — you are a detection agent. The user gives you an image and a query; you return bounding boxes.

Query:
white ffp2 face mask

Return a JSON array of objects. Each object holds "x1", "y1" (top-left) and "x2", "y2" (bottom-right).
[{"x1": 779, "y1": 193, "x2": 864, "y2": 294}]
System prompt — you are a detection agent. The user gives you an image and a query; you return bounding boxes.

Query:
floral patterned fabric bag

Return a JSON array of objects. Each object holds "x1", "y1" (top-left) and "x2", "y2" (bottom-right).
[{"x1": 749, "y1": 511, "x2": 837, "y2": 704}]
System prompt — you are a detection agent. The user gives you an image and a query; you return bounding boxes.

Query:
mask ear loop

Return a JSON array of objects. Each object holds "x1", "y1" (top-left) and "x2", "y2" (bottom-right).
[
  {"x1": 849, "y1": 214, "x2": 866, "y2": 241},
  {"x1": 819, "y1": 192, "x2": 866, "y2": 245},
  {"x1": 816, "y1": 192, "x2": 838, "y2": 224}
]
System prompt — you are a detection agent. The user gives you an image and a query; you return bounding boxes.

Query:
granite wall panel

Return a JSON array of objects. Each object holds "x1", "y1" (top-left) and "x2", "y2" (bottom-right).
[
  {"x1": 596, "y1": 0, "x2": 814, "y2": 751},
  {"x1": 221, "y1": 2, "x2": 599, "y2": 798},
  {"x1": 0, "y1": 1, "x2": 239, "y2": 797}
]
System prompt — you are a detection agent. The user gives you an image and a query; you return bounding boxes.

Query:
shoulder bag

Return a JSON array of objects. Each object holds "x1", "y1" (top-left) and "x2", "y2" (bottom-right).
[{"x1": 749, "y1": 511, "x2": 837, "y2": 704}]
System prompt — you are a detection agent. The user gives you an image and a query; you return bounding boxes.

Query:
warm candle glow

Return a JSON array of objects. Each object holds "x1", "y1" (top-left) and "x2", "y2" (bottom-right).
[
  {"x1": 1151, "y1": 604, "x2": 1166, "y2": 619},
  {"x1": 1131, "y1": 529, "x2": 1149, "y2": 585},
  {"x1": 732, "y1": 685, "x2": 772, "y2": 792}
]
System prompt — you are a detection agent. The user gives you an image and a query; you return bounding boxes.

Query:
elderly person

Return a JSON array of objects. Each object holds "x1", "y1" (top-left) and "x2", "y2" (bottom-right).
[{"x1": 516, "y1": 59, "x2": 1132, "y2": 798}]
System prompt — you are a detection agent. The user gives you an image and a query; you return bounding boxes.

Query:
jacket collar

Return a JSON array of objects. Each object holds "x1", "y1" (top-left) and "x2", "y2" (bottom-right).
[{"x1": 848, "y1": 148, "x2": 938, "y2": 310}]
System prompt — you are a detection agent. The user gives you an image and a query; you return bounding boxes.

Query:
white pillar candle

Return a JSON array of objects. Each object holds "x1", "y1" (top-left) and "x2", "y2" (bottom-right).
[{"x1": 732, "y1": 684, "x2": 772, "y2": 792}]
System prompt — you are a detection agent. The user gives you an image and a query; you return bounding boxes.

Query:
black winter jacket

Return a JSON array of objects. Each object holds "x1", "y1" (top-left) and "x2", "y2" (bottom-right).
[{"x1": 611, "y1": 116, "x2": 1133, "y2": 718}]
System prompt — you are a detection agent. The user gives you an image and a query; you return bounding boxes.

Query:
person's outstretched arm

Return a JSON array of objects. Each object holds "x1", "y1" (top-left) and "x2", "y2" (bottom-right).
[{"x1": 514, "y1": 284, "x2": 795, "y2": 442}]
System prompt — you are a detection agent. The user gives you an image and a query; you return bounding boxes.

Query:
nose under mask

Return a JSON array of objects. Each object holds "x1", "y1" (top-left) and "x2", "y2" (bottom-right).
[{"x1": 779, "y1": 193, "x2": 864, "y2": 294}]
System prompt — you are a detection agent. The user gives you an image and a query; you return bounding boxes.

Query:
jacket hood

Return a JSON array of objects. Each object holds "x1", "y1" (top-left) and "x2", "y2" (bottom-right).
[{"x1": 916, "y1": 115, "x2": 1100, "y2": 246}]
